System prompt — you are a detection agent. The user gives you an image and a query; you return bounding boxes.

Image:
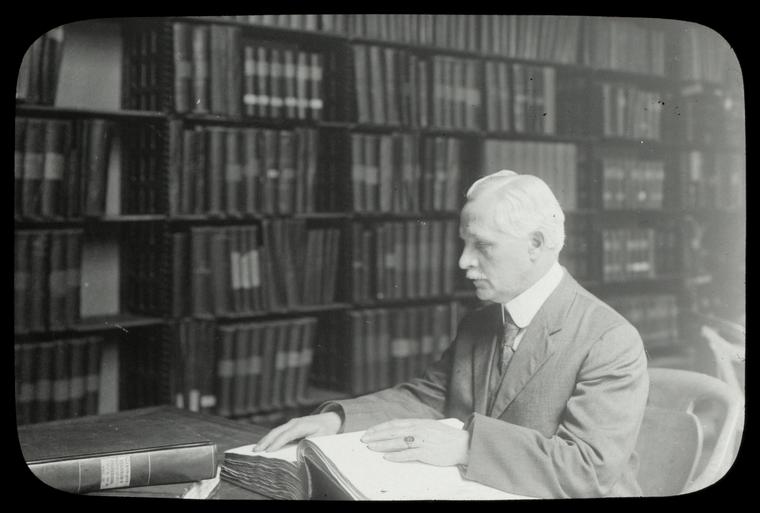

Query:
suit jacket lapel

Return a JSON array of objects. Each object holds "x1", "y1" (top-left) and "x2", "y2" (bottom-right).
[{"x1": 488, "y1": 272, "x2": 578, "y2": 419}]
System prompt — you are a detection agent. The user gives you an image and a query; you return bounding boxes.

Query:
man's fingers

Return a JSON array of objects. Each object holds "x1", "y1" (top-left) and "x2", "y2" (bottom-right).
[
  {"x1": 253, "y1": 422, "x2": 291, "y2": 451},
  {"x1": 266, "y1": 422, "x2": 314, "y2": 451},
  {"x1": 361, "y1": 427, "x2": 411, "y2": 442},
  {"x1": 383, "y1": 448, "x2": 423, "y2": 463},
  {"x1": 366, "y1": 438, "x2": 410, "y2": 453}
]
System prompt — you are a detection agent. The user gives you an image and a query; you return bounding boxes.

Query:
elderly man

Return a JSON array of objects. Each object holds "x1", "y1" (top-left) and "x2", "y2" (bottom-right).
[{"x1": 254, "y1": 170, "x2": 649, "y2": 498}]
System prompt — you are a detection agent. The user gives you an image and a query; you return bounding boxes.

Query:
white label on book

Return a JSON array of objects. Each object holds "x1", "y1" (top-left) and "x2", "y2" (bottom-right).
[
  {"x1": 366, "y1": 166, "x2": 379, "y2": 185},
  {"x1": 243, "y1": 93, "x2": 259, "y2": 106},
  {"x1": 270, "y1": 97, "x2": 284, "y2": 108},
  {"x1": 69, "y1": 376, "x2": 85, "y2": 399},
  {"x1": 43, "y1": 154, "x2": 65, "y2": 180},
  {"x1": 275, "y1": 352, "x2": 288, "y2": 370},
  {"x1": 249, "y1": 249, "x2": 261, "y2": 288},
  {"x1": 175, "y1": 393, "x2": 185, "y2": 409},
  {"x1": 384, "y1": 254, "x2": 396, "y2": 269},
  {"x1": 244, "y1": 59, "x2": 255, "y2": 76},
  {"x1": 311, "y1": 63, "x2": 323, "y2": 81},
  {"x1": 267, "y1": 168, "x2": 280, "y2": 179},
  {"x1": 284, "y1": 96, "x2": 298, "y2": 108},
  {"x1": 217, "y1": 359, "x2": 234, "y2": 377},
  {"x1": 230, "y1": 251, "x2": 241, "y2": 290},
  {"x1": 258, "y1": 94, "x2": 271, "y2": 106},
  {"x1": 391, "y1": 338, "x2": 410, "y2": 357},
  {"x1": 309, "y1": 98, "x2": 324, "y2": 110},
  {"x1": 24, "y1": 155, "x2": 44, "y2": 179},
  {"x1": 200, "y1": 394, "x2": 216, "y2": 408},
  {"x1": 239, "y1": 251, "x2": 251, "y2": 290},
  {"x1": 300, "y1": 348, "x2": 313, "y2": 365},
  {"x1": 176, "y1": 61, "x2": 192, "y2": 78},
  {"x1": 100, "y1": 455, "x2": 131, "y2": 489},
  {"x1": 14, "y1": 155, "x2": 22, "y2": 177},
  {"x1": 189, "y1": 389, "x2": 200, "y2": 412},
  {"x1": 288, "y1": 350, "x2": 301, "y2": 367}
]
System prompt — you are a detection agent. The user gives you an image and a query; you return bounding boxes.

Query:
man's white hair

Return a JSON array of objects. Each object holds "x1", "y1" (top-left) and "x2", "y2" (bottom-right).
[{"x1": 466, "y1": 169, "x2": 566, "y2": 252}]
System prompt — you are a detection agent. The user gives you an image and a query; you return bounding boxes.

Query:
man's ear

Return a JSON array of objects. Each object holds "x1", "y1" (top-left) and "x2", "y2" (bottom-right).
[{"x1": 528, "y1": 231, "x2": 544, "y2": 258}]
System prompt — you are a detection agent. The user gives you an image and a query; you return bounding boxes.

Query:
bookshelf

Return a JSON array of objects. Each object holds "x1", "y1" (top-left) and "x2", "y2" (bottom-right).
[{"x1": 15, "y1": 15, "x2": 744, "y2": 426}]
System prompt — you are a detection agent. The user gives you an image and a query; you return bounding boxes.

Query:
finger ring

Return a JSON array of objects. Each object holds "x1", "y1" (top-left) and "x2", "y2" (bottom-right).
[{"x1": 404, "y1": 435, "x2": 415, "y2": 449}]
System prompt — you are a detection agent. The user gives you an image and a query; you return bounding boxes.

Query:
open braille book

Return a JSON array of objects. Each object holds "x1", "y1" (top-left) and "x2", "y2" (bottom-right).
[{"x1": 221, "y1": 418, "x2": 531, "y2": 500}]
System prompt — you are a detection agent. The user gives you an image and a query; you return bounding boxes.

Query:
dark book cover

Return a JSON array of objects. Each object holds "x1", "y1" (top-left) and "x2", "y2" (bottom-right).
[
  {"x1": 209, "y1": 228, "x2": 231, "y2": 316},
  {"x1": 40, "y1": 119, "x2": 67, "y2": 219},
  {"x1": 295, "y1": 318, "x2": 315, "y2": 404},
  {"x1": 246, "y1": 323, "x2": 263, "y2": 413},
  {"x1": 206, "y1": 127, "x2": 225, "y2": 216},
  {"x1": 269, "y1": 47, "x2": 283, "y2": 119},
  {"x1": 308, "y1": 52, "x2": 324, "y2": 121},
  {"x1": 258, "y1": 322, "x2": 275, "y2": 412},
  {"x1": 47, "y1": 230, "x2": 66, "y2": 330},
  {"x1": 368, "y1": 46, "x2": 385, "y2": 125},
  {"x1": 28, "y1": 230, "x2": 49, "y2": 333},
  {"x1": 224, "y1": 128, "x2": 243, "y2": 216},
  {"x1": 15, "y1": 344, "x2": 35, "y2": 425},
  {"x1": 14, "y1": 231, "x2": 30, "y2": 334},
  {"x1": 67, "y1": 338, "x2": 88, "y2": 419},
  {"x1": 22, "y1": 118, "x2": 45, "y2": 219},
  {"x1": 209, "y1": 25, "x2": 228, "y2": 115},
  {"x1": 191, "y1": 25, "x2": 210, "y2": 114},
  {"x1": 33, "y1": 342, "x2": 55, "y2": 423},
  {"x1": 215, "y1": 326, "x2": 235, "y2": 418},
  {"x1": 278, "y1": 130, "x2": 295, "y2": 214},
  {"x1": 15, "y1": 117, "x2": 27, "y2": 218},
  {"x1": 255, "y1": 45, "x2": 270, "y2": 118},
  {"x1": 63, "y1": 230, "x2": 82, "y2": 328},
  {"x1": 226, "y1": 26, "x2": 243, "y2": 118},
  {"x1": 168, "y1": 119, "x2": 183, "y2": 215},
  {"x1": 172, "y1": 22, "x2": 192, "y2": 113},
  {"x1": 51, "y1": 339, "x2": 70, "y2": 421},
  {"x1": 84, "y1": 336, "x2": 101, "y2": 416},
  {"x1": 261, "y1": 129, "x2": 278, "y2": 215},
  {"x1": 296, "y1": 51, "x2": 309, "y2": 120},
  {"x1": 232, "y1": 326, "x2": 250, "y2": 417},
  {"x1": 242, "y1": 127, "x2": 260, "y2": 215},
  {"x1": 83, "y1": 118, "x2": 112, "y2": 217}
]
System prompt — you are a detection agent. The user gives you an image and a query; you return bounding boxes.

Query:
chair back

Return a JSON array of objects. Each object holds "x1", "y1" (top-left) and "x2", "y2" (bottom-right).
[
  {"x1": 643, "y1": 368, "x2": 744, "y2": 494},
  {"x1": 635, "y1": 405, "x2": 702, "y2": 496}
]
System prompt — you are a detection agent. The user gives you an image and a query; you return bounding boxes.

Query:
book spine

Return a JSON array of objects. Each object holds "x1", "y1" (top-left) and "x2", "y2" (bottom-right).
[{"x1": 28, "y1": 442, "x2": 218, "y2": 494}]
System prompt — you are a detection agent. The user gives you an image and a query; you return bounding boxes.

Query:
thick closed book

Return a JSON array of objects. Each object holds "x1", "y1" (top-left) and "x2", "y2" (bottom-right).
[
  {"x1": 221, "y1": 418, "x2": 531, "y2": 500},
  {"x1": 27, "y1": 441, "x2": 217, "y2": 494},
  {"x1": 19, "y1": 409, "x2": 219, "y2": 494}
]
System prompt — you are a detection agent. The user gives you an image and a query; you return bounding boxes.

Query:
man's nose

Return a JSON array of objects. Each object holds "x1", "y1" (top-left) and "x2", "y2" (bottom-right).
[{"x1": 459, "y1": 246, "x2": 475, "y2": 270}]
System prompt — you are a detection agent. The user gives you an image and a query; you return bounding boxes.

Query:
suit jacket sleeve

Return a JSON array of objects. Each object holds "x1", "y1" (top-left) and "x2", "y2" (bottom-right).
[
  {"x1": 315, "y1": 336, "x2": 455, "y2": 433},
  {"x1": 463, "y1": 323, "x2": 649, "y2": 498}
]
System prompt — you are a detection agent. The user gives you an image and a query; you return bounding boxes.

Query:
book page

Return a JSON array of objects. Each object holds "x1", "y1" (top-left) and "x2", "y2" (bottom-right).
[
  {"x1": 225, "y1": 443, "x2": 299, "y2": 463},
  {"x1": 302, "y1": 419, "x2": 533, "y2": 500}
]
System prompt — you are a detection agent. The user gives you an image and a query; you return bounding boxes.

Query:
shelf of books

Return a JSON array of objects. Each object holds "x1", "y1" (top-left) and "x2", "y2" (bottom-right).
[{"x1": 15, "y1": 15, "x2": 744, "y2": 426}]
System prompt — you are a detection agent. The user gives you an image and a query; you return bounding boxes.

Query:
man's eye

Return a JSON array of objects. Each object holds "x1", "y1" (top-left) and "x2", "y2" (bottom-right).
[{"x1": 475, "y1": 242, "x2": 491, "y2": 250}]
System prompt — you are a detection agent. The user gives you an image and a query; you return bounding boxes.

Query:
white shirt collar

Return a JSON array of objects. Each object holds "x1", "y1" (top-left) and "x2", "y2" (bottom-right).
[{"x1": 503, "y1": 261, "x2": 564, "y2": 329}]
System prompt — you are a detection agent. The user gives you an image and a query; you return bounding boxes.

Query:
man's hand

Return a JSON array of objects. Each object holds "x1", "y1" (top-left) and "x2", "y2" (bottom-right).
[
  {"x1": 360, "y1": 419, "x2": 470, "y2": 467},
  {"x1": 253, "y1": 412, "x2": 342, "y2": 452}
]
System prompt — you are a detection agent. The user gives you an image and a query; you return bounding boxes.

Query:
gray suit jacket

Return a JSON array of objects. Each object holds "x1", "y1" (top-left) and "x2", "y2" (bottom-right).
[{"x1": 319, "y1": 272, "x2": 649, "y2": 498}]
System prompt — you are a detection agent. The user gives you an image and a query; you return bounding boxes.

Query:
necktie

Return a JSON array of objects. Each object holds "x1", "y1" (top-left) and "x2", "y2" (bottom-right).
[{"x1": 499, "y1": 309, "x2": 520, "y2": 374}]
